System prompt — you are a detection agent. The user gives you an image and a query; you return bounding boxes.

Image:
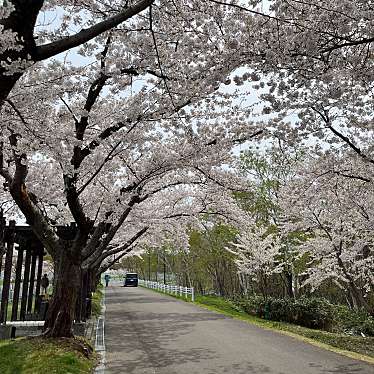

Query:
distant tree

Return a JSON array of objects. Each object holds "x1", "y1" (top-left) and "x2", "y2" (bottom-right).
[
  {"x1": 187, "y1": 224, "x2": 240, "y2": 296},
  {"x1": 235, "y1": 147, "x2": 304, "y2": 298},
  {"x1": 281, "y1": 153, "x2": 374, "y2": 313},
  {"x1": 227, "y1": 225, "x2": 282, "y2": 298}
]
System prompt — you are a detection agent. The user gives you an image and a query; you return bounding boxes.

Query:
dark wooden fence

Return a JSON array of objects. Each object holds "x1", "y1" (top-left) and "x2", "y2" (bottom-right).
[
  {"x1": 0, "y1": 218, "x2": 47, "y2": 323},
  {"x1": 0, "y1": 212, "x2": 91, "y2": 324}
]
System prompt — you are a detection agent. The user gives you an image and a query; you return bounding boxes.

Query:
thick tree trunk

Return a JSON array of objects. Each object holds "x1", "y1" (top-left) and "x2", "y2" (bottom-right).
[
  {"x1": 75, "y1": 270, "x2": 85, "y2": 322},
  {"x1": 43, "y1": 251, "x2": 81, "y2": 338},
  {"x1": 89, "y1": 267, "x2": 101, "y2": 292},
  {"x1": 78, "y1": 267, "x2": 97, "y2": 321}
]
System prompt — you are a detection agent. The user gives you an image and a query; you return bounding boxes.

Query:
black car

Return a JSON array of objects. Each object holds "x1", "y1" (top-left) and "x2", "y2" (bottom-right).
[{"x1": 124, "y1": 272, "x2": 138, "y2": 287}]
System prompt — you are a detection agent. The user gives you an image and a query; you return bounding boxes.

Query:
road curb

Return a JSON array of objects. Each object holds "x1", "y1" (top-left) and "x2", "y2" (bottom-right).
[{"x1": 94, "y1": 289, "x2": 106, "y2": 374}]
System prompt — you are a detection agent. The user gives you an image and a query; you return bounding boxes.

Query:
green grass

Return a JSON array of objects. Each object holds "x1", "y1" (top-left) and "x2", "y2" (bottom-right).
[
  {"x1": 140, "y1": 286, "x2": 374, "y2": 363},
  {"x1": 91, "y1": 284, "x2": 104, "y2": 318},
  {"x1": 0, "y1": 337, "x2": 96, "y2": 374},
  {"x1": 193, "y1": 296, "x2": 374, "y2": 361}
]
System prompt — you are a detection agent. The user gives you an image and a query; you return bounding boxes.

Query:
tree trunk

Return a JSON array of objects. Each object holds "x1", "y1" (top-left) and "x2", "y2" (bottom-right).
[
  {"x1": 336, "y1": 254, "x2": 371, "y2": 314},
  {"x1": 0, "y1": 211, "x2": 6, "y2": 274},
  {"x1": 77, "y1": 268, "x2": 93, "y2": 321},
  {"x1": 260, "y1": 272, "x2": 268, "y2": 300},
  {"x1": 43, "y1": 251, "x2": 81, "y2": 338},
  {"x1": 283, "y1": 271, "x2": 294, "y2": 299},
  {"x1": 89, "y1": 265, "x2": 101, "y2": 292},
  {"x1": 82, "y1": 267, "x2": 101, "y2": 319},
  {"x1": 239, "y1": 273, "x2": 248, "y2": 295},
  {"x1": 347, "y1": 281, "x2": 371, "y2": 313}
]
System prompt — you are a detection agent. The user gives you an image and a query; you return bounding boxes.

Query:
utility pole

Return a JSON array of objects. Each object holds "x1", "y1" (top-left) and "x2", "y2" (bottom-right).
[
  {"x1": 155, "y1": 252, "x2": 158, "y2": 282},
  {"x1": 163, "y1": 260, "x2": 166, "y2": 284}
]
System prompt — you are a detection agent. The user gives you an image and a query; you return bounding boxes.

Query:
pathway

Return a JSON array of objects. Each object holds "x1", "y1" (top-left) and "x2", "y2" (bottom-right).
[{"x1": 104, "y1": 284, "x2": 374, "y2": 374}]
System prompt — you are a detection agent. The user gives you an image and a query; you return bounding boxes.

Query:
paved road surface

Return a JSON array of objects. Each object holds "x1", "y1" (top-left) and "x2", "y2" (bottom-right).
[{"x1": 104, "y1": 285, "x2": 373, "y2": 374}]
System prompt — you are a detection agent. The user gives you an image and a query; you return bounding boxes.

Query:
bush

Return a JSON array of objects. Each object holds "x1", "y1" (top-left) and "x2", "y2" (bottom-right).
[
  {"x1": 333, "y1": 305, "x2": 374, "y2": 336},
  {"x1": 232, "y1": 294, "x2": 268, "y2": 319},
  {"x1": 232, "y1": 295, "x2": 374, "y2": 335},
  {"x1": 291, "y1": 297, "x2": 334, "y2": 329}
]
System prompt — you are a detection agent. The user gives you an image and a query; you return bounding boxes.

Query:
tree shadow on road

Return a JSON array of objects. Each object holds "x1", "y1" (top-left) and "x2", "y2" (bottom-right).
[
  {"x1": 309, "y1": 362, "x2": 371, "y2": 374},
  {"x1": 105, "y1": 308, "x2": 222, "y2": 373},
  {"x1": 104, "y1": 288, "x2": 373, "y2": 374}
]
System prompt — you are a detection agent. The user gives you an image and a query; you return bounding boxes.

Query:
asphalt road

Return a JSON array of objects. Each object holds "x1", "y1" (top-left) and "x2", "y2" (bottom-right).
[{"x1": 104, "y1": 284, "x2": 374, "y2": 374}]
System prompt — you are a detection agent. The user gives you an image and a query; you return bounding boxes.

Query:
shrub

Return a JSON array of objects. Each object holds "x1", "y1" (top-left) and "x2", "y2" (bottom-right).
[
  {"x1": 291, "y1": 297, "x2": 334, "y2": 330},
  {"x1": 333, "y1": 305, "x2": 374, "y2": 336},
  {"x1": 232, "y1": 294, "x2": 265, "y2": 317},
  {"x1": 231, "y1": 295, "x2": 374, "y2": 335}
]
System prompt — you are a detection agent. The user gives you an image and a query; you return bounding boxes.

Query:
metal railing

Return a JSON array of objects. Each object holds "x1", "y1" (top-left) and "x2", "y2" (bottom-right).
[{"x1": 139, "y1": 280, "x2": 194, "y2": 302}]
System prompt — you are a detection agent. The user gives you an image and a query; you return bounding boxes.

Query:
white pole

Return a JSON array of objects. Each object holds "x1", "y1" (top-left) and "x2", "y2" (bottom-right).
[{"x1": 191, "y1": 287, "x2": 195, "y2": 302}]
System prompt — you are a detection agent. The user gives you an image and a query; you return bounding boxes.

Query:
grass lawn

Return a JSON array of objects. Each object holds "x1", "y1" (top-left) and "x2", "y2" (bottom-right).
[
  {"x1": 194, "y1": 295, "x2": 374, "y2": 362},
  {"x1": 0, "y1": 337, "x2": 96, "y2": 374},
  {"x1": 91, "y1": 284, "x2": 104, "y2": 317},
  {"x1": 140, "y1": 286, "x2": 374, "y2": 363}
]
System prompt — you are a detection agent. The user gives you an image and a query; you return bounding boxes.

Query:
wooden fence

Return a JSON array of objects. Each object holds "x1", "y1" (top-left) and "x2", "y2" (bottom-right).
[
  {"x1": 0, "y1": 218, "x2": 47, "y2": 323},
  {"x1": 0, "y1": 212, "x2": 79, "y2": 323}
]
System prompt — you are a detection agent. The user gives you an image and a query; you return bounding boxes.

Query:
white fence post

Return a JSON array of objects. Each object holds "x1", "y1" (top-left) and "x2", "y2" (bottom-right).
[{"x1": 139, "y1": 279, "x2": 195, "y2": 302}]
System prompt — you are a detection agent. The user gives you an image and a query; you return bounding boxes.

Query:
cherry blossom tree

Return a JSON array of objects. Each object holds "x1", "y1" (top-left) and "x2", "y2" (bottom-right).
[
  {"x1": 227, "y1": 225, "x2": 282, "y2": 298},
  {"x1": 0, "y1": 1, "x2": 259, "y2": 337},
  {"x1": 3, "y1": 0, "x2": 372, "y2": 336},
  {"x1": 280, "y1": 153, "x2": 374, "y2": 313},
  {"x1": 232, "y1": 146, "x2": 305, "y2": 297},
  {"x1": 236, "y1": 0, "x2": 374, "y2": 162},
  {"x1": 222, "y1": 1, "x2": 374, "y2": 306},
  {"x1": 1, "y1": 67, "x2": 250, "y2": 336}
]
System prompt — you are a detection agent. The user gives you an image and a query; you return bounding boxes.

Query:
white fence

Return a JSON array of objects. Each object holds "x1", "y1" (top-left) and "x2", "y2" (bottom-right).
[{"x1": 139, "y1": 280, "x2": 194, "y2": 302}]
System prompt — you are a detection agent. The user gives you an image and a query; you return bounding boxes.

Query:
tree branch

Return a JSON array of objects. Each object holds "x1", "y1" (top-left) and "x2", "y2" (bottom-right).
[
  {"x1": 35, "y1": 0, "x2": 154, "y2": 61},
  {"x1": 321, "y1": 37, "x2": 374, "y2": 53},
  {"x1": 101, "y1": 226, "x2": 148, "y2": 260},
  {"x1": 98, "y1": 244, "x2": 136, "y2": 274},
  {"x1": 88, "y1": 226, "x2": 148, "y2": 269},
  {"x1": 327, "y1": 124, "x2": 374, "y2": 165},
  {"x1": 5, "y1": 134, "x2": 60, "y2": 256}
]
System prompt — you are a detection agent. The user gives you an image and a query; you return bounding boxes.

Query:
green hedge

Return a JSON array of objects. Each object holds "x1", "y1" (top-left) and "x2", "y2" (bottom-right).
[{"x1": 233, "y1": 295, "x2": 374, "y2": 336}]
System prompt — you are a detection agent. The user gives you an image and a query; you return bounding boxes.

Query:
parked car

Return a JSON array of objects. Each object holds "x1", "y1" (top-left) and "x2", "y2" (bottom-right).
[{"x1": 124, "y1": 272, "x2": 138, "y2": 287}]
